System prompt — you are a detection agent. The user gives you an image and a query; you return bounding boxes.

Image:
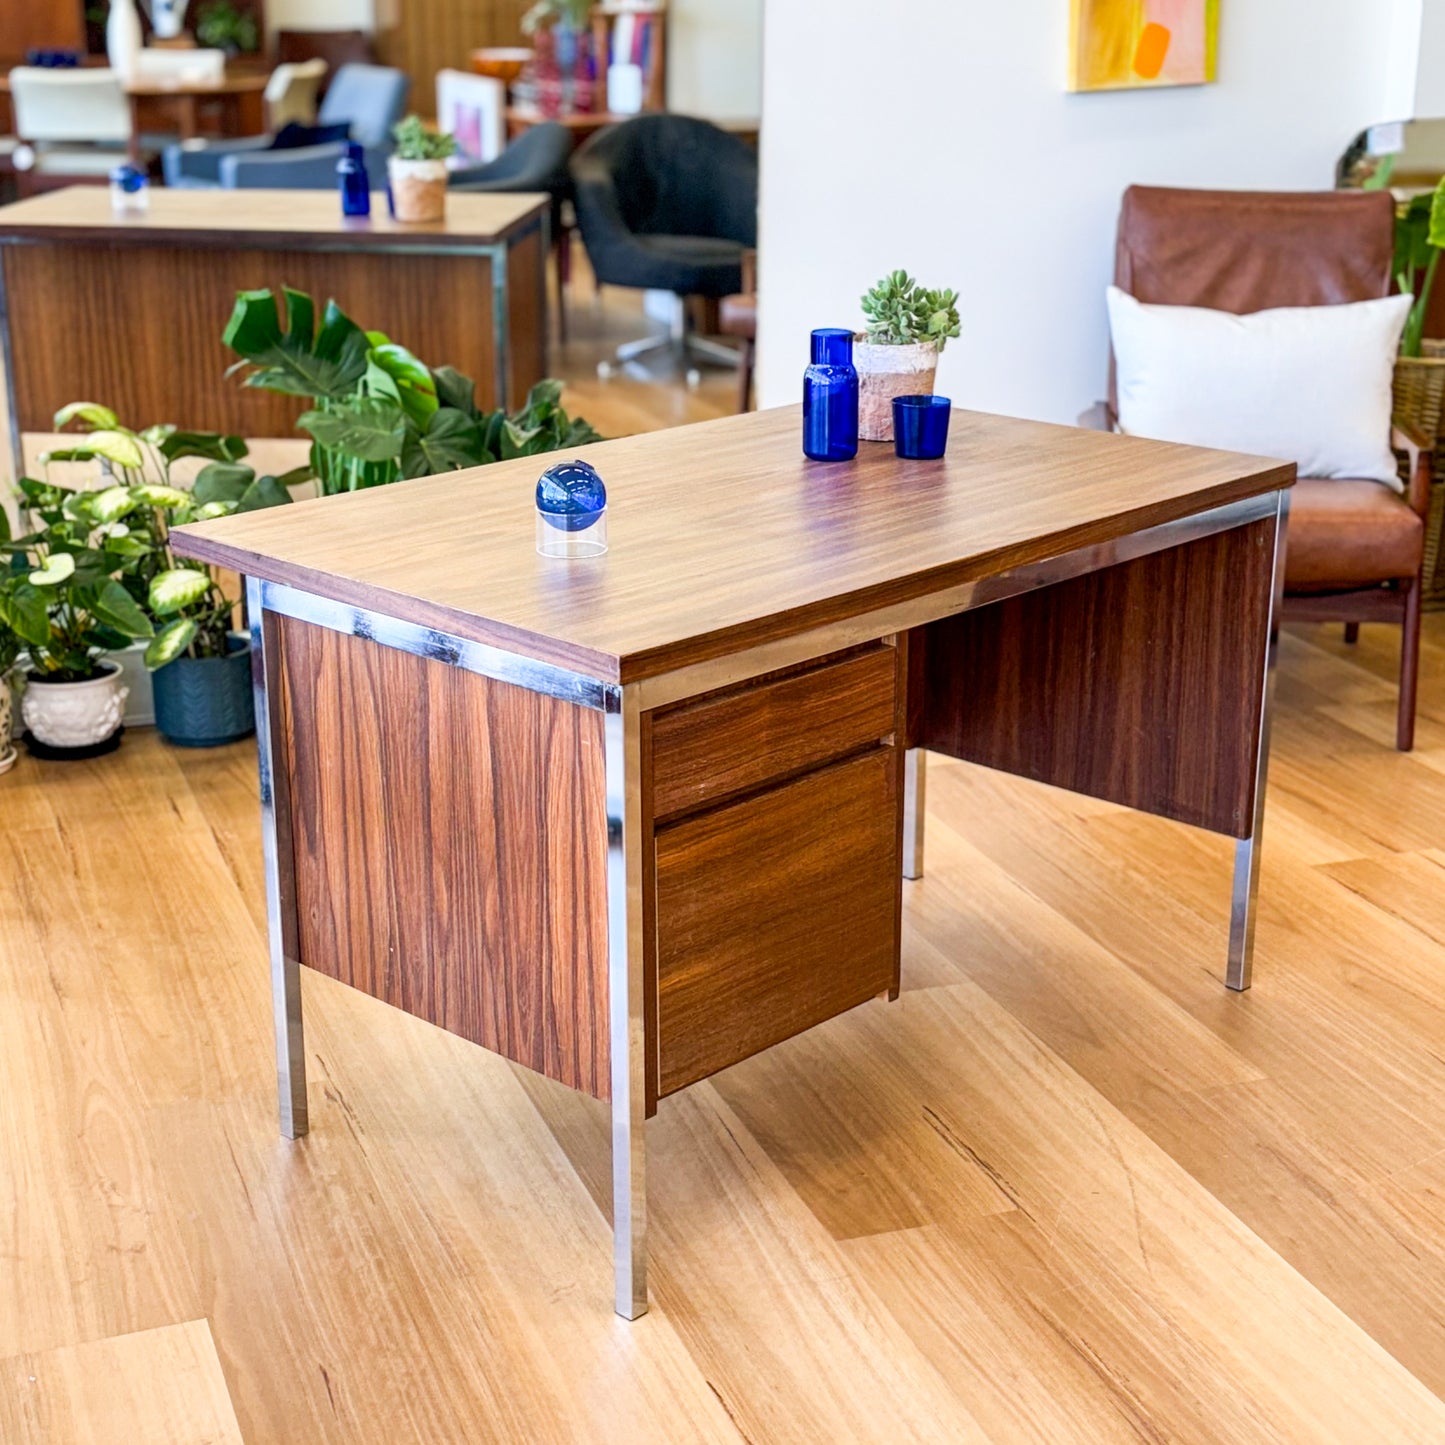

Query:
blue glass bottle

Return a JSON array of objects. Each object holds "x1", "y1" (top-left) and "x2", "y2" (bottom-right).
[
  {"x1": 337, "y1": 142, "x2": 371, "y2": 218},
  {"x1": 803, "y1": 328, "x2": 859, "y2": 462}
]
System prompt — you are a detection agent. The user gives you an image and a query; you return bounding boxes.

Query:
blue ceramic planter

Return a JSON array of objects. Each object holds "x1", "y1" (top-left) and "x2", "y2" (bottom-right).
[{"x1": 152, "y1": 633, "x2": 255, "y2": 748}]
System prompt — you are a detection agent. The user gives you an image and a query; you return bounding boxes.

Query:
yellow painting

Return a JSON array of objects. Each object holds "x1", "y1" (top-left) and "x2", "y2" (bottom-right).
[{"x1": 1069, "y1": 0, "x2": 1219, "y2": 91}]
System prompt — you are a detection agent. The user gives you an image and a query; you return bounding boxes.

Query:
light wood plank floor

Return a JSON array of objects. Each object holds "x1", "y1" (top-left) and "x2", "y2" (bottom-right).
[{"x1": 6, "y1": 270, "x2": 1445, "y2": 1442}]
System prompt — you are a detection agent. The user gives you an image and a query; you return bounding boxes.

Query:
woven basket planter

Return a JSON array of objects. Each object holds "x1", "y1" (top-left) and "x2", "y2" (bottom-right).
[{"x1": 1400, "y1": 343, "x2": 1445, "y2": 608}]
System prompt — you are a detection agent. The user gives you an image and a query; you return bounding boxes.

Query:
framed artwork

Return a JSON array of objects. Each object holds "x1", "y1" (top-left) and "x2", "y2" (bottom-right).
[{"x1": 1069, "y1": 0, "x2": 1219, "y2": 92}]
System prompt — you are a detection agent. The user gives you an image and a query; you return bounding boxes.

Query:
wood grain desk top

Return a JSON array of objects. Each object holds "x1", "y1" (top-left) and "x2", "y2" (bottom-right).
[
  {"x1": 0, "y1": 187, "x2": 549, "y2": 249},
  {"x1": 0, "y1": 72, "x2": 268, "y2": 96},
  {"x1": 174, "y1": 406, "x2": 1294, "y2": 684}
]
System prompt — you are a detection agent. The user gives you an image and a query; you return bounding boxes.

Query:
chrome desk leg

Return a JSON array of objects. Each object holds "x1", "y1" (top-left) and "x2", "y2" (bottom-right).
[
  {"x1": 605, "y1": 688, "x2": 647, "y2": 1319},
  {"x1": 1226, "y1": 491, "x2": 1291, "y2": 992},
  {"x1": 903, "y1": 748, "x2": 927, "y2": 881},
  {"x1": 247, "y1": 578, "x2": 308, "y2": 1138}
]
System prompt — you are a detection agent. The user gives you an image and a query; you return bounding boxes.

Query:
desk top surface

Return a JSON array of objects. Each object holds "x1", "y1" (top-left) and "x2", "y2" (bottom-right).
[
  {"x1": 0, "y1": 187, "x2": 548, "y2": 247},
  {"x1": 175, "y1": 406, "x2": 1293, "y2": 685},
  {"x1": 0, "y1": 72, "x2": 269, "y2": 96}
]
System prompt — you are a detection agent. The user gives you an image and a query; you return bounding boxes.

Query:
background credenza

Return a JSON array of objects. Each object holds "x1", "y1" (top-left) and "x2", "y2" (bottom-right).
[{"x1": 0, "y1": 186, "x2": 550, "y2": 472}]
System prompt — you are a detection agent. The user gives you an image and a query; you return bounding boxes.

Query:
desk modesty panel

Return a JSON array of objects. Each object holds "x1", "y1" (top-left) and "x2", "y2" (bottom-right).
[
  {"x1": 0, "y1": 187, "x2": 549, "y2": 471},
  {"x1": 174, "y1": 405, "x2": 1294, "y2": 1319}
]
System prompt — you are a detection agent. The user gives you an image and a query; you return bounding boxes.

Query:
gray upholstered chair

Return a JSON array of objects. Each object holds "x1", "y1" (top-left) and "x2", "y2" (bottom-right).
[{"x1": 162, "y1": 63, "x2": 408, "y2": 190}]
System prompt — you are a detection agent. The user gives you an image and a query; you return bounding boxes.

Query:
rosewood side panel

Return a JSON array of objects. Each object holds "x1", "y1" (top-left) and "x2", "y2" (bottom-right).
[
  {"x1": 275, "y1": 616, "x2": 611, "y2": 1099},
  {"x1": 915, "y1": 517, "x2": 1277, "y2": 838}
]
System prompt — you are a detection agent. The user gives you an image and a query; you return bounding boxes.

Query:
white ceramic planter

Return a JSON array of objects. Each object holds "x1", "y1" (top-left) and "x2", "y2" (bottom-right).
[
  {"x1": 21, "y1": 664, "x2": 129, "y2": 752},
  {"x1": 0, "y1": 677, "x2": 15, "y2": 776},
  {"x1": 389, "y1": 158, "x2": 448, "y2": 223},
  {"x1": 854, "y1": 338, "x2": 939, "y2": 442}
]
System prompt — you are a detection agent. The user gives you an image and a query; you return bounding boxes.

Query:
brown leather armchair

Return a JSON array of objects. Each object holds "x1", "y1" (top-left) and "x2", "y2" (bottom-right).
[{"x1": 1105, "y1": 185, "x2": 1428, "y2": 750}]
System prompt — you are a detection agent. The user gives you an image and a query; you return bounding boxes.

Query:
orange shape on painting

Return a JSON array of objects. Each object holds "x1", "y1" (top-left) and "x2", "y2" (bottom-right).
[{"x1": 1133, "y1": 22, "x2": 1172, "y2": 80}]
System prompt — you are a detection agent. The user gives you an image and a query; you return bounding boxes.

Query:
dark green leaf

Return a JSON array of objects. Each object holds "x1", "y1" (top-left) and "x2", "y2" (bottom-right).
[
  {"x1": 192, "y1": 462, "x2": 257, "y2": 506},
  {"x1": 238, "y1": 474, "x2": 297, "y2": 511},
  {"x1": 400, "y1": 407, "x2": 487, "y2": 479},
  {"x1": 93, "y1": 578, "x2": 154, "y2": 638},
  {"x1": 159, "y1": 430, "x2": 249, "y2": 464},
  {"x1": 299, "y1": 399, "x2": 407, "y2": 463},
  {"x1": 432, "y1": 365, "x2": 480, "y2": 418}
]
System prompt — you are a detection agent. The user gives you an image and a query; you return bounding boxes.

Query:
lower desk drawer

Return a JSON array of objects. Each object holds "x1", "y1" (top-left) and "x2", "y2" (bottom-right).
[{"x1": 655, "y1": 747, "x2": 900, "y2": 1097}]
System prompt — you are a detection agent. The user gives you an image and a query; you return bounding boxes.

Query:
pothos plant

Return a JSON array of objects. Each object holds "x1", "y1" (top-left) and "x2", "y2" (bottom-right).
[
  {"x1": 860, "y1": 270, "x2": 961, "y2": 351},
  {"x1": 8, "y1": 402, "x2": 295, "y2": 672},
  {"x1": 223, "y1": 286, "x2": 603, "y2": 494}
]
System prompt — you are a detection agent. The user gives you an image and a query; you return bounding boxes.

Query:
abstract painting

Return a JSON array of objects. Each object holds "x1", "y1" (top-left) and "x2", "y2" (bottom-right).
[{"x1": 1069, "y1": 0, "x2": 1218, "y2": 92}]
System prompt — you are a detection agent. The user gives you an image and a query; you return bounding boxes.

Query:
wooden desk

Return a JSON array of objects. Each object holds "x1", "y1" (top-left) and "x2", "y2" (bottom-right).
[
  {"x1": 0, "y1": 187, "x2": 549, "y2": 476},
  {"x1": 173, "y1": 406, "x2": 1293, "y2": 1319},
  {"x1": 125, "y1": 73, "x2": 269, "y2": 161},
  {"x1": 0, "y1": 70, "x2": 269, "y2": 162}
]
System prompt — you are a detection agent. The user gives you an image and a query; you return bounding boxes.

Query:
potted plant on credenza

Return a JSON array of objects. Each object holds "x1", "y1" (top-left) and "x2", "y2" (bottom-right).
[
  {"x1": 389, "y1": 116, "x2": 458, "y2": 224},
  {"x1": 855, "y1": 269, "x2": 961, "y2": 442}
]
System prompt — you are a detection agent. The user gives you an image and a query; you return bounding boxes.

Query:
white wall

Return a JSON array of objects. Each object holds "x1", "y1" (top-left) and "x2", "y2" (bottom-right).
[
  {"x1": 758, "y1": 0, "x2": 1419, "y2": 421},
  {"x1": 264, "y1": 0, "x2": 376, "y2": 41},
  {"x1": 667, "y1": 0, "x2": 762, "y2": 119}
]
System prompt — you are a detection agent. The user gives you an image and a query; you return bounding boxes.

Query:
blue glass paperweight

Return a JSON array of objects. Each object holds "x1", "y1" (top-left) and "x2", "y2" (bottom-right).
[
  {"x1": 803, "y1": 328, "x2": 859, "y2": 462},
  {"x1": 109, "y1": 164, "x2": 149, "y2": 217},
  {"x1": 536, "y1": 459, "x2": 608, "y2": 557}
]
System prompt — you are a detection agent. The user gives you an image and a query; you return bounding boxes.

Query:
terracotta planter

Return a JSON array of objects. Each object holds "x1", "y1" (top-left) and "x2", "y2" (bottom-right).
[
  {"x1": 854, "y1": 339, "x2": 939, "y2": 442},
  {"x1": 21, "y1": 662, "x2": 129, "y2": 757},
  {"x1": 389, "y1": 158, "x2": 448, "y2": 224}
]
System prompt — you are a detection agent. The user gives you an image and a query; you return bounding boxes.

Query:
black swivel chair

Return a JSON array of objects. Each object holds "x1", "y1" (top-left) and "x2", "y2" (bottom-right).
[
  {"x1": 570, "y1": 114, "x2": 758, "y2": 375},
  {"x1": 450, "y1": 123, "x2": 575, "y2": 337}
]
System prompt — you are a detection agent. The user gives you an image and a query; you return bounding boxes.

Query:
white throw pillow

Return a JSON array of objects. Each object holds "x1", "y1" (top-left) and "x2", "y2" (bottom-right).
[{"x1": 1106, "y1": 286, "x2": 1411, "y2": 489}]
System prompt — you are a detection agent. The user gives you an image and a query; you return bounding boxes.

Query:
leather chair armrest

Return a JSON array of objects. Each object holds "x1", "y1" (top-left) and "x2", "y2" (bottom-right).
[
  {"x1": 1077, "y1": 401, "x2": 1116, "y2": 432},
  {"x1": 1392, "y1": 420, "x2": 1434, "y2": 518}
]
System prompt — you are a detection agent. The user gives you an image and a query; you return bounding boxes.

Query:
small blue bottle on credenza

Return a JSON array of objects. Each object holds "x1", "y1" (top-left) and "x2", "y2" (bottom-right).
[
  {"x1": 803, "y1": 328, "x2": 859, "y2": 461},
  {"x1": 337, "y1": 142, "x2": 371, "y2": 218}
]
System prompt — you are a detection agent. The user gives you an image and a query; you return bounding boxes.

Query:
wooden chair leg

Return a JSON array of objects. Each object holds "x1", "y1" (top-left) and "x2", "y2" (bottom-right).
[
  {"x1": 736, "y1": 337, "x2": 755, "y2": 414},
  {"x1": 1398, "y1": 579, "x2": 1422, "y2": 751},
  {"x1": 1344, "y1": 622, "x2": 1360, "y2": 644}
]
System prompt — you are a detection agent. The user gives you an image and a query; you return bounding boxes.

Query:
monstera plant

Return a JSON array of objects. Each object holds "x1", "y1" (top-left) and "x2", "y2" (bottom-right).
[{"x1": 223, "y1": 286, "x2": 603, "y2": 495}]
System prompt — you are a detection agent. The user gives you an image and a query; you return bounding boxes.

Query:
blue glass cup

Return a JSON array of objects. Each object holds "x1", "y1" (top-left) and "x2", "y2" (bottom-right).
[{"x1": 892, "y1": 395, "x2": 952, "y2": 460}]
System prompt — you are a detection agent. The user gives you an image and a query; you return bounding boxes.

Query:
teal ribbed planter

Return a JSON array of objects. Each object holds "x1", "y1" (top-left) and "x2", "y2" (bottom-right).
[{"x1": 152, "y1": 634, "x2": 255, "y2": 748}]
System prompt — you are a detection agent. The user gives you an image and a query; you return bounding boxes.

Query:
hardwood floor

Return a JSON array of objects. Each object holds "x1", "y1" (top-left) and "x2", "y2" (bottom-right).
[{"x1": 6, "y1": 273, "x2": 1445, "y2": 1441}]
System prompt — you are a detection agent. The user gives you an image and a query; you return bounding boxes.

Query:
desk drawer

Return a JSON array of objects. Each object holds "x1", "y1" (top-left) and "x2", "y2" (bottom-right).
[
  {"x1": 651, "y1": 644, "x2": 898, "y2": 820},
  {"x1": 655, "y1": 748, "x2": 900, "y2": 1096}
]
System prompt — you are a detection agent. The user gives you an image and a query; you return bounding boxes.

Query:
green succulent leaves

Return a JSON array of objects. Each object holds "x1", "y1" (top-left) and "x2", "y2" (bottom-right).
[{"x1": 860, "y1": 269, "x2": 962, "y2": 353}]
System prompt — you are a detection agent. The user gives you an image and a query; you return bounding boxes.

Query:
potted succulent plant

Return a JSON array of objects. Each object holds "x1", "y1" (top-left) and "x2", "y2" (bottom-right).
[
  {"x1": 389, "y1": 116, "x2": 458, "y2": 224},
  {"x1": 855, "y1": 270, "x2": 961, "y2": 442},
  {"x1": 41, "y1": 402, "x2": 295, "y2": 747}
]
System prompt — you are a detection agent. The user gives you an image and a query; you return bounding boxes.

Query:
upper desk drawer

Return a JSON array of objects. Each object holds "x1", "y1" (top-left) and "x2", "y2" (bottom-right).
[{"x1": 650, "y1": 643, "x2": 899, "y2": 820}]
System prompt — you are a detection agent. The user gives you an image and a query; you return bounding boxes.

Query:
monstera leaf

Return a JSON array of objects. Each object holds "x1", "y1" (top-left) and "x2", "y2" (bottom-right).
[
  {"x1": 366, "y1": 343, "x2": 439, "y2": 428},
  {"x1": 298, "y1": 398, "x2": 407, "y2": 463},
  {"x1": 224, "y1": 287, "x2": 370, "y2": 401},
  {"x1": 400, "y1": 407, "x2": 488, "y2": 479}
]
